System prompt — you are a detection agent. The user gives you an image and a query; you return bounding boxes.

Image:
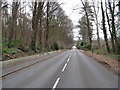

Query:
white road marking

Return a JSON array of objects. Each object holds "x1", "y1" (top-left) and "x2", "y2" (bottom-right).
[
  {"x1": 69, "y1": 56, "x2": 71, "y2": 58},
  {"x1": 62, "y1": 63, "x2": 67, "y2": 72},
  {"x1": 67, "y1": 58, "x2": 70, "y2": 62},
  {"x1": 52, "y1": 78, "x2": 60, "y2": 90},
  {"x1": 52, "y1": 56, "x2": 71, "y2": 90}
]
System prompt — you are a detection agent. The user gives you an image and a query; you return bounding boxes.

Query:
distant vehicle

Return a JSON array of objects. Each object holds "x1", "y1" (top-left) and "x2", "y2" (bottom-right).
[{"x1": 72, "y1": 46, "x2": 77, "y2": 49}]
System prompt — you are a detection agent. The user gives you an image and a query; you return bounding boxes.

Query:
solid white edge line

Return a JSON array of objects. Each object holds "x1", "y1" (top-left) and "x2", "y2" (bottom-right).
[
  {"x1": 62, "y1": 63, "x2": 67, "y2": 72},
  {"x1": 52, "y1": 78, "x2": 60, "y2": 89}
]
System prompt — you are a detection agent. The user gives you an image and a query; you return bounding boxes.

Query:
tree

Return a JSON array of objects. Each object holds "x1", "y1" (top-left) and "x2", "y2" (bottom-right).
[
  {"x1": 2, "y1": 1, "x2": 9, "y2": 41},
  {"x1": 31, "y1": 1, "x2": 44, "y2": 51},
  {"x1": 105, "y1": 0, "x2": 115, "y2": 52},
  {"x1": 0, "y1": 0, "x2": 2, "y2": 57},
  {"x1": 80, "y1": 0, "x2": 94, "y2": 50},
  {"x1": 8, "y1": 1, "x2": 20, "y2": 47},
  {"x1": 117, "y1": 0, "x2": 120, "y2": 48},
  {"x1": 108, "y1": 0, "x2": 119, "y2": 54},
  {"x1": 92, "y1": 0, "x2": 100, "y2": 47},
  {"x1": 77, "y1": 16, "x2": 89, "y2": 44},
  {"x1": 45, "y1": 1, "x2": 50, "y2": 50},
  {"x1": 38, "y1": 2, "x2": 44, "y2": 49},
  {"x1": 30, "y1": 1, "x2": 37, "y2": 51},
  {"x1": 48, "y1": 6, "x2": 74, "y2": 49},
  {"x1": 1, "y1": 0, "x2": 74, "y2": 58},
  {"x1": 101, "y1": 1, "x2": 110, "y2": 52},
  {"x1": 45, "y1": 2, "x2": 62, "y2": 51}
]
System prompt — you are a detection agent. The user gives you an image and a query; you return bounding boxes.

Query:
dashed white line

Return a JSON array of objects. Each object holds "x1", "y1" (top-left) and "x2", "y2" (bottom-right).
[
  {"x1": 67, "y1": 58, "x2": 70, "y2": 62},
  {"x1": 52, "y1": 56, "x2": 72, "y2": 90},
  {"x1": 69, "y1": 56, "x2": 71, "y2": 58},
  {"x1": 52, "y1": 77, "x2": 60, "y2": 90},
  {"x1": 62, "y1": 63, "x2": 67, "y2": 72}
]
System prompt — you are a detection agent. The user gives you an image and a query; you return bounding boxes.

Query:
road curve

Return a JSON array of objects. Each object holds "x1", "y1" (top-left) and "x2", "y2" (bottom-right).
[{"x1": 2, "y1": 49, "x2": 118, "y2": 88}]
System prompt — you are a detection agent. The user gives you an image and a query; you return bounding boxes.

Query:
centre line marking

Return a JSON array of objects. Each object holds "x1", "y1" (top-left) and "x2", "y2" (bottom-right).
[
  {"x1": 52, "y1": 77, "x2": 60, "y2": 90},
  {"x1": 67, "y1": 58, "x2": 70, "y2": 62},
  {"x1": 62, "y1": 63, "x2": 67, "y2": 72},
  {"x1": 69, "y1": 56, "x2": 71, "y2": 58}
]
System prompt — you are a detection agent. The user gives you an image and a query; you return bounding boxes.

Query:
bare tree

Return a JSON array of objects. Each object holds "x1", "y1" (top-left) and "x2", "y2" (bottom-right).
[
  {"x1": 105, "y1": 0, "x2": 115, "y2": 52},
  {"x1": 101, "y1": 1, "x2": 110, "y2": 52},
  {"x1": 92, "y1": 0, "x2": 100, "y2": 47},
  {"x1": 38, "y1": 2, "x2": 44, "y2": 48},
  {"x1": 80, "y1": 0, "x2": 93, "y2": 50},
  {"x1": 108, "y1": 1, "x2": 119, "y2": 54},
  {"x1": 8, "y1": 1, "x2": 20, "y2": 47},
  {"x1": 45, "y1": 1, "x2": 50, "y2": 50}
]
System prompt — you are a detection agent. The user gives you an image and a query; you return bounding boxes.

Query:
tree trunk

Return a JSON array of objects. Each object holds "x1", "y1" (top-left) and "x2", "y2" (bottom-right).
[
  {"x1": 108, "y1": 1, "x2": 119, "y2": 54},
  {"x1": 0, "y1": 0, "x2": 1, "y2": 38},
  {"x1": 31, "y1": 2, "x2": 44, "y2": 51},
  {"x1": 8, "y1": 1, "x2": 19, "y2": 47},
  {"x1": 38, "y1": 2, "x2": 44, "y2": 49},
  {"x1": 101, "y1": 1, "x2": 110, "y2": 52},
  {"x1": 45, "y1": 2, "x2": 50, "y2": 51},
  {"x1": 81, "y1": 0, "x2": 92, "y2": 50},
  {"x1": 105, "y1": 1, "x2": 115, "y2": 52},
  {"x1": 30, "y1": 2, "x2": 38, "y2": 51},
  {"x1": 92, "y1": 1, "x2": 100, "y2": 47}
]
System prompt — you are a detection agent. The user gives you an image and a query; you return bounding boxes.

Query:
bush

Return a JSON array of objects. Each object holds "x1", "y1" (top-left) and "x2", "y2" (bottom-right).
[
  {"x1": 51, "y1": 42, "x2": 59, "y2": 50},
  {"x1": 2, "y1": 40, "x2": 8, "y2": 48},
  {"x1": 3, "y1": 47, "x2": 19, "y2": 55},
  {"x1": 11, "y1": 40, "x2": 20, "y2": 48},
  {"x1": 76, "y1": 41, "x2": 81, "y2": 49},
  {"x1": 2, "y1": 40, "x2": 20, "y2": 54},
  {"x1": 83, "y1": 44, "x2": 91, "y2": 50}
]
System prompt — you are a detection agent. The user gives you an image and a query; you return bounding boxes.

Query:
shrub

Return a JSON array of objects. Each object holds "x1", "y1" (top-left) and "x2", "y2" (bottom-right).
[
  {"x1": 83, "y1": 44, "x2": 91, "y2": 50},
  {"x1": 11, "y1": 40, "x2": 20, "y2": 48},
  {"x1": 2, "y1": 40, "x2": 8, "y2": 48},
  {"x1": 51, "y1": 42, "x2": 59, "y2": 50},
  {"x1": 3, "y1": 48, "x2": 19, "y2": 55},
  {"x1": 76, "y1": 41, "x2": 81, "y2": 49}
]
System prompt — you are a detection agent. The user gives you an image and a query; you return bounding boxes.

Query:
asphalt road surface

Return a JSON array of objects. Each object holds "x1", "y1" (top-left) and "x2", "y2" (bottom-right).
[{"x1": 2, "y1": 49, "x2": 118, "y2": 88}]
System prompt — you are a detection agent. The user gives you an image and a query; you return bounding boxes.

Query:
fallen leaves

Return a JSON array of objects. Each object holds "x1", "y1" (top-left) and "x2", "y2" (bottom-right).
[{"x1": 83, "y1": 50, "x2": 119, "y2": 76}]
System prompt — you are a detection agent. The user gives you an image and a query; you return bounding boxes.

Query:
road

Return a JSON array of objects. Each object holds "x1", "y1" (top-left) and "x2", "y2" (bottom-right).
[{"x1": 2, "y1": 49, "x2": 118, "y2": 88}]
